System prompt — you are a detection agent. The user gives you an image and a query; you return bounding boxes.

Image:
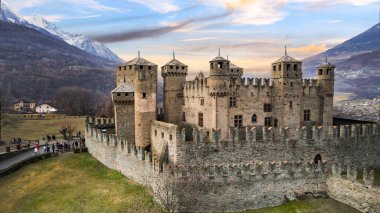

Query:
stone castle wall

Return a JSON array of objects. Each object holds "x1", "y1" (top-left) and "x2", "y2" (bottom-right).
[
  {"x1": 327, "y1": 164, "x2": 380, "y2": 213},
  {"x1": 85, "y1": 118, "x2": 379, "y2": 212}
]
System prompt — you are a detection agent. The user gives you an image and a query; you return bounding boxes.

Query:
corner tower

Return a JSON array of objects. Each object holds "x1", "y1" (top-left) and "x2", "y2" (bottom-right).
[
  {"x1": 271, "y1": 47, "x2": 303, "y2": 134},
  {"x1": 111, "y1": 81, "x2": 135, "y2": 142},
  {"x1": 161, "y1": 52, "x2": 188, "y2": 124},
  {"x1": 317, "y1": 57, "x2": 335, "y2": 127},
  {"x1": 127, "y1": 53, "x2": 158, "y2": 149}
]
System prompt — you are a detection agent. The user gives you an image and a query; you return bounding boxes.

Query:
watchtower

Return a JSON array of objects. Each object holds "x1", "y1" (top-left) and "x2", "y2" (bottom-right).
[
  {"x1": 207, "y1": 49, "x2": 231, "y2": 139},
  {"x1": 127, "y1": 53, "x2": 158, "y2": 149},
  {"x1": 271, "y1": 47, "x2": 303, "y2": 135},
  {"x1": 317, "y1": 57, "x2": 335, "y2": 127},
  {"x1": 111, "y1": 81, "x2": 135, "y2": 142},
  {"x1": 161, "y1": 52, "x2": 188, "y2": 124}
]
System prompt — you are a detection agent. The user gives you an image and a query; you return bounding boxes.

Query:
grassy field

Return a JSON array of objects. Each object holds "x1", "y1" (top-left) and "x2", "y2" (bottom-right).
[
  {"x1": 0, "y1": 153, "x2": 362, "y2": 213},
  {"x1": 1, "y1": 115, "x2": 85, "y2": 143},
  {"x1": 242, "y1": 198, "x2": 360, "y2": 213},
  {"x1": 0, "y1": 153, "x2": 163, "y2": 213}
]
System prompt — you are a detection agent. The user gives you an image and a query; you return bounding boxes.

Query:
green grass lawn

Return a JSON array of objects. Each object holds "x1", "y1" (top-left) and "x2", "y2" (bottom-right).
[
  {"x1": 0, "y1": 153, "x2": 362, "y2": 213},
  {"x1": 242, "y1": 198, "x2": 360, "y2": 213},
  {"x1": 1, "y1": 115, "x2": 85, "y2": 143},
  {"x1": 0, "y1": 153, "x2": 163, "y2": 213}
]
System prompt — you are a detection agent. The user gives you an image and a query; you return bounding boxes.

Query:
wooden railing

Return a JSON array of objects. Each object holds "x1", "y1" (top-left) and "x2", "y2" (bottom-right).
[{"x1": 0, "y1": 140, "x2": 40, "y2": 154}]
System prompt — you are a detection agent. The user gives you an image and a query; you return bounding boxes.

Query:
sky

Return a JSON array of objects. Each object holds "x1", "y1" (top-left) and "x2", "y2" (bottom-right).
[{"x1": 3, "y1": 0, "x2": 380, "y2": 76}]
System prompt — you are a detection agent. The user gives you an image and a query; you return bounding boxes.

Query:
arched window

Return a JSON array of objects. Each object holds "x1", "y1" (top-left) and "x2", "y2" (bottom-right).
[
  {"x1": 314, "y1": 154, "x2": 322, "y2": 164},
  {"x1": 251, "y1": 114, "x2": 257, "y2": 123}
]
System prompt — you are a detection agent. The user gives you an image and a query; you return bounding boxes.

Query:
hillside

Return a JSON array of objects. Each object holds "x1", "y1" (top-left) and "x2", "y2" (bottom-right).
[
  {"x1": 302, "y1": 23, "x2": 380, "y2": 99},
  {"x1": 0, "y1": 22, "x2": 116, "y2": 101}
]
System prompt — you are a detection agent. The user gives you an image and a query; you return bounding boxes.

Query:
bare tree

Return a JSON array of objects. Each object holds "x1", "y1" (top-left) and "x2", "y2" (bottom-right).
[
  {"x1": 0, "y1": 95, "x2": 22, "y2": 142},
  {"x1": 95, "y1": 93, "x2": 114, "y2": 118},
  {"x1": 55, "y1": 87, "x2": 96, "y2": 115},
  {"x1": 153, "y1": 164, "x2": 205, "y2": 213},
  {"x1": 59, "y1": 120, "x2": 77, "y2": 140}
]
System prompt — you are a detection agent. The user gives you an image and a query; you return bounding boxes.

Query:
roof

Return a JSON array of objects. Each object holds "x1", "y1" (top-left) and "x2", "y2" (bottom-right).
[
  {"x1": 111, "y1": 82, "x2": 135, "y2": 93},
  {"x1": 229, "y1": 63, "x2": 242, "y2": 69},
  {"x1": 14, "y1": 100, "x2": 36, "y2": 104},
  {"x1": 164, "y1": 58, "x2": 187, "y2": 67},
  {"x1": 273, "y1": 55, "x2": 301, "y2": 63},
  {"x1": 210, "y1": 56, "x2": 228, "y2": 62},
  {"x1": 124, "y1": 57, "x2": 157, "y2": 66}
]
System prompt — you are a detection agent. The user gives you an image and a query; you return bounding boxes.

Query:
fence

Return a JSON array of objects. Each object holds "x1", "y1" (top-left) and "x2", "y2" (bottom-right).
[{"x1": 0, "y1": 140, "x2": 40, "y2": 154}]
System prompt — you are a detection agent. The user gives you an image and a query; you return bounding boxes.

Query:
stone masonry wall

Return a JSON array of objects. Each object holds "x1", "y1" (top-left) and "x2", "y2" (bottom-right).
[{"x1": 327, "y1": 164, "x2": 380, "y2": 213}]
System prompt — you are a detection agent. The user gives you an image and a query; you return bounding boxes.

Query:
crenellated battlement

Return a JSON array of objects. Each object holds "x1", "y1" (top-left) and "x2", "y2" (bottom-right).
[
  {"x1": 302, "y1": 79, "x2": 319, "y2": 87},
  {"x1": 175, "y1": 159, "x2": 327, "y2": 181},
  {"x1": 332, "y1": 163, "x2": 376, "y2": 186}
]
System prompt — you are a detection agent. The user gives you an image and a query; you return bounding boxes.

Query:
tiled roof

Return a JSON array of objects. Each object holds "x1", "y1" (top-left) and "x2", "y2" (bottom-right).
[
  {"x1": 274, "y1": 55, "x2": 301, "y2": 63},
  {"x1": 124, "y1": 57, "x2": 157, "y2": 66},
  {"x1": 230, "y1": 63, "x2": 242, "y2": 69},
  {"x1": 164, "y1": 58, "x2": 187, "y2": 66},
  {"x1": 210, "y1": 56, "x2": 228, "y2": 62},
  {"x1": 111, "y1": 82, "x2": 135, "y2": 93}
]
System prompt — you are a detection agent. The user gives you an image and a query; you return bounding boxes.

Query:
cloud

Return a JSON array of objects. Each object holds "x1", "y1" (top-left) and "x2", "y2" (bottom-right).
[
  {"x1": 326, "y1": 19, "x2": 342, "y2": 23},
  {"x1": 90, "y1": 9, "x2": 233, "y2": 43},
  {"x1": 288, "y1": 44, "x2": 327, "y2": 54},
  {"x1": 128, "y1": 0, "x2": 180, "y2": 13},
  {"x1": 181, "y1": 37, "x2": 218, "y2": 42}
]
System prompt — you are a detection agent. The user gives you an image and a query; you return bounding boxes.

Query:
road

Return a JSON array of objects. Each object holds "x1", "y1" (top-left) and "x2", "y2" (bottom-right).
[{"x1": 0, "y1": 147, "x2": 45, "y2": 170}]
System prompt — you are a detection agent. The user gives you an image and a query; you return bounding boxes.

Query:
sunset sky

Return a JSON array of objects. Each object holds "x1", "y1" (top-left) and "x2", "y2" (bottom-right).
[{"x1": 4, "y1": 0, "x2": 379, "y2": 76}]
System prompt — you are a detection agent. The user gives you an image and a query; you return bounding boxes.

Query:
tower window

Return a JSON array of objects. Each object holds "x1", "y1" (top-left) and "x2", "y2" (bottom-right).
[
  {"x1": 294, "y1": 64, "x2": 298, "y2": 71},
  {"x1": 140, "y1": 65, "x2": 143, "y2": 69},
  {"x1": 142, "y1": 93, "x2": 147, "y2": 98},
  {"x1": 182, "y1": 112, "x2": 186, "y2": 122},
  {"x1": 200, "y1": 98, "x2": 204, "y2": 106},
  {"x1": 170, "y1": 66, "x2": 173, "y2": 69},
  {"x1": 117, "y1": 93, "x2": 121, "y2": 96},
  {"x1": 279, "y1": 65, "x2": 281, "y2": 71},
  {"x1": 229, "y1": 97, "x2": 237, "y2": 107},
  {"x1": 218, "y1": 62, "x2": 223, "y2": 68},
  {"x1": 198, "y1": 113, "x2": 203, "y2": 127},
  {"x1": 252, "y1": 114, "x2": 257, "y2": 123},
  {"x1": 234, "y1": 115, "x2": 243, "y2": 127},
  {"x1": 290, "y1": 101, "x2": 292, "y2": 108},
  {"x1": 304, "y1": 110, "x2": 311, "y2": 121},
  {"x1": 286, "y1": 64, "x2": 290, "y2": 71},
  {"x1": 129, "y1": 65, "x2": 132, "y2": 69},
  {"x1": 264, "y1": 103, "x2": 272, "y2": 112},
  {"x1": 264, "y1": 117, "x2": 272, "y2": 127},
  {"x1": 290, "y1": 82, "x2": 293, "y2": 87},
  {"x1": 125, "y1": 93, "x2": 128, "y2": 96},
  {"x1": 210, "y1": 63, "x2": 214, "y2": 69},
  {"x1": 327, "y1": 69, "x2": 331, "y2": 74},
  {"x1": 274, "y1": 118, "x2": 278, "y2": 127},
  {"x1": 148, "y1": 66, "x2": 151, "y2": 70},
  {"x1": 161, "y1": 132, "x2": 164, "y2": 138},
  {"x1": 318, "y1": 69, "x2": 322, "y2": 75},
  {"x1": 273, "y1": 66, "x2": 276, "y2": 71},
  {"x1": 182, "y1": 66, "x2": 185, "y2": 70},
  {"x1": 176, "y1": 66, "x2": 179, "y2": 69}
]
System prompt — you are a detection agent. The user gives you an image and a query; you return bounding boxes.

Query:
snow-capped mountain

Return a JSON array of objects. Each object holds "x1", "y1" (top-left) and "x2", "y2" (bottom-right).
[
  {"x1": 0, "y1": 2, "x2": 123, "y2": 63},
  {"x1": 29, "y1": 15, "x2": 124, "y2": 63}
]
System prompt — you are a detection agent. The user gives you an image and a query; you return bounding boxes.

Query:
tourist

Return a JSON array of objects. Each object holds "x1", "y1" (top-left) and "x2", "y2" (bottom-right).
[
  {"x1": 52, "y1": 143, "x2": 55, "y2": 153},
  {"x1": 34, "y1": 145, "x2": 38, "y2": 156},
  {"x1": 75, "y1": 140, "x2": 78, "y2": 149}
]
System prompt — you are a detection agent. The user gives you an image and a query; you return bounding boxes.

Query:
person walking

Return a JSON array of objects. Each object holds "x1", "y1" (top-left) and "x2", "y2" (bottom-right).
[
  {"x1": 34, "y1": 145, "x2": 38, "y2": 156},
  {"x1": 52, "y1": 143, "x2": 55, "y2": 153}
]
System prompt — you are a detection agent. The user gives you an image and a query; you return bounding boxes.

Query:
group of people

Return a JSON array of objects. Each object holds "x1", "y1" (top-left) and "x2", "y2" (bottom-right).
[{"x1": 34, "y1": 138, "x2": 85, "y2": 156}]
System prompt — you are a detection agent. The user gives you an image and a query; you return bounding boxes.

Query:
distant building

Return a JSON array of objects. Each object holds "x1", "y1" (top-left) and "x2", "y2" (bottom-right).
[
  {"x1": 14, "y1": 100, "x2": 36, "y2": 111},
  {"x1": 35, "y1": 104, "x2": 57, "y2": 113}
]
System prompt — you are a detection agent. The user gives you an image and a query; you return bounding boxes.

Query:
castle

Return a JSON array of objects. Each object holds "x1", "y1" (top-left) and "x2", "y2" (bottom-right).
[{"x1": 85, "y1": 49, "x2": 380, "y2": 212}]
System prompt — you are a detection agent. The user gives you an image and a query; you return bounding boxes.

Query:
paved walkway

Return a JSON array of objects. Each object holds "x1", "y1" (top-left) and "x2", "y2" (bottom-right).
[{"x1": 0, "y1": 147, "x2": 45, "y2": 170}]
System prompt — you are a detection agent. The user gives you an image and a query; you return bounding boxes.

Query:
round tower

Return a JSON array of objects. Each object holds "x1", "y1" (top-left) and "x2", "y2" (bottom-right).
[
  {"x1": 317, "y1": 57, "x2": 335, "y2": 127},
  {"x1": 130, "y1": 53, "x2": 158, "y2": 149},
  {"x1": 161, "y1": 52, "x2": 188, "y2": 124},
  {"x1": 208, "y1": 49, "x2": 230, "y2": 96}
]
